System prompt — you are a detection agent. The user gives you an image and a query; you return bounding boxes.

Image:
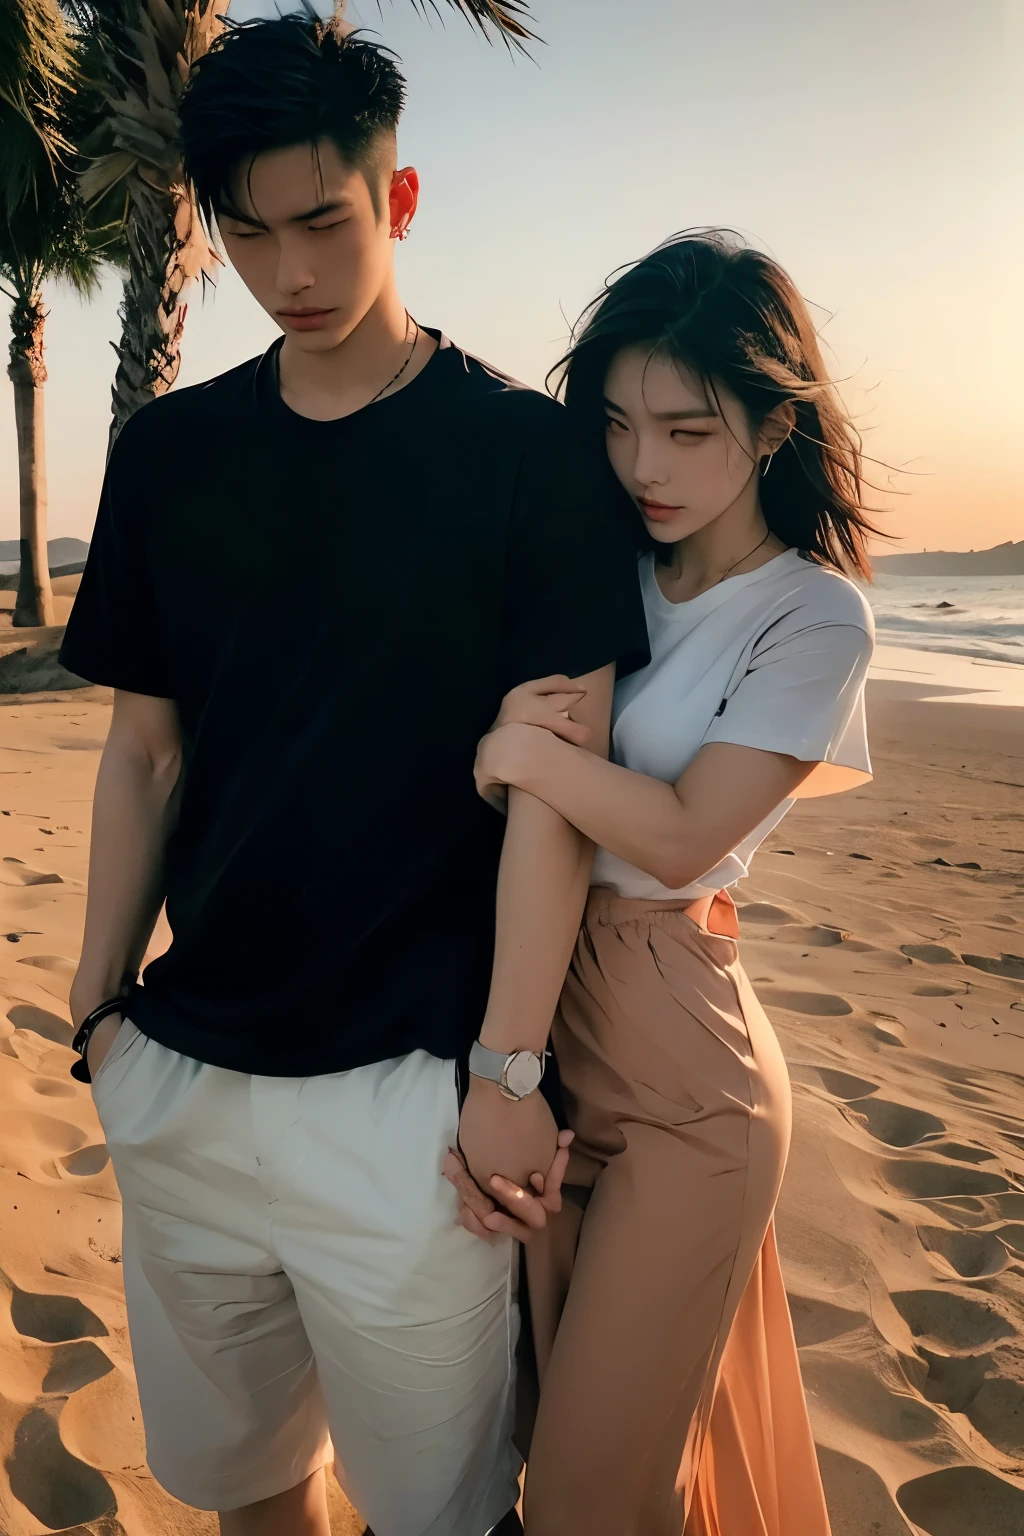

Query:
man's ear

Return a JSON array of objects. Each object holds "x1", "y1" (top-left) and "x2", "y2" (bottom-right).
[
  {"x1": 388, "y1": 166, "x2": 420, "y2": 239},
  {"x1": 760, "y1": 401, "x2": 796, "y2": 456}
]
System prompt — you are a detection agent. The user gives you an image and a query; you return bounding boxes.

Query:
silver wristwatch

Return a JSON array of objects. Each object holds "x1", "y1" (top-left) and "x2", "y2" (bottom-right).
[{"x1": 468, "y1": 1040, "x2": 548, "y2": 1101}]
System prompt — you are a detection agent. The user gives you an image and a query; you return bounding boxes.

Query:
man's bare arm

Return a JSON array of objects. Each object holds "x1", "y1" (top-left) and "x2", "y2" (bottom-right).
[
  {"x1": 456, "y1": 664, "x2": 614, "y2": 1197},
  {"x1": 70, "y1": 690, "x2": 183, "y2": 1061}
]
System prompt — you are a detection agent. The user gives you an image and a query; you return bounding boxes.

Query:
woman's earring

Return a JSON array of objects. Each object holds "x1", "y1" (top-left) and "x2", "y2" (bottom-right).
[
  {"x1": 391, "y1": 224, "x2": 410, "y2": 242},
  {"x1": 761, "y1": 452, "x2": 775, "y2": 478}
]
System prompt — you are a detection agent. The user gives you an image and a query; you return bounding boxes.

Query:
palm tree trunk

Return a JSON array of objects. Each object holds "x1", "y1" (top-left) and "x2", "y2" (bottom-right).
[
  {"x1": 108, "y1": 177, "x2": 193, "y2": 449},
  {"x1": 7, "y1": 289, "x2": 55, "y2": 629}
]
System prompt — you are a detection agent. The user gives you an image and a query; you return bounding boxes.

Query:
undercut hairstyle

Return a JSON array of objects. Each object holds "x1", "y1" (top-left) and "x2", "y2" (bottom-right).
[
  {"x1": 179, "y1": 17, "x2": 407, "y2": 226},
  {"x1": 550, "y1": 229, "x2": 883, "y2": 580}
]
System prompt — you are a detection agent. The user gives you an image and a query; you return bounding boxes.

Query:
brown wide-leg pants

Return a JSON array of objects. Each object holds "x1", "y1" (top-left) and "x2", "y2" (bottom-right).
[{"x1": 522, "y1": 889, "x2": 831, "y2": 1536}]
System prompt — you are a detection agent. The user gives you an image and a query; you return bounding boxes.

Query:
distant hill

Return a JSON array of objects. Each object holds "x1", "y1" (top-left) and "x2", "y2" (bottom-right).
[
  {"x1": 874, "y1": 540, "x2": 1024, "y2": 576},
  {"x1": 0, "y1": 537, "x2": 90, "y2": 586}
]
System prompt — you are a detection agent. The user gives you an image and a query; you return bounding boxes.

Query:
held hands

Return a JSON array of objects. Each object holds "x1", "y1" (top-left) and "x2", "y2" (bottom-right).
[
  {"x1": 475, "y1": 675, "x2": 589, "y2": 811},
  {"x1": 449, "y1": 1073, "x2": 573, "y2": 1242}
]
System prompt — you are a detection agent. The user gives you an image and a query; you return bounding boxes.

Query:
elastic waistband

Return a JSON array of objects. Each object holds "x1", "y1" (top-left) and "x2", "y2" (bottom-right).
[{"x1": 586, "y1": 887, "x2": 739, "y2": 941}]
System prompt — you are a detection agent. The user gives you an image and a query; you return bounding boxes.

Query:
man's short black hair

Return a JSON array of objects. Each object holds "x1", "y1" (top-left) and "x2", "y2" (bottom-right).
[{"x1": 180, "y1": 17, "x2": 407, "y2": 225}]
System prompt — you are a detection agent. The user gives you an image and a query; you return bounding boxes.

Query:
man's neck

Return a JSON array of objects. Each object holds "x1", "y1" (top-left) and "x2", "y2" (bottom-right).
[{"x1": 277, "y1": 283, "x2": 436, "y2": 422}]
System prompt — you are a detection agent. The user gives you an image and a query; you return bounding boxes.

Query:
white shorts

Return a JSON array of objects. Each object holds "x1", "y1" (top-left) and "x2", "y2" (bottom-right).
[{"x1": 92, "y1": 1023, "x2": 521, "y2": 1534}]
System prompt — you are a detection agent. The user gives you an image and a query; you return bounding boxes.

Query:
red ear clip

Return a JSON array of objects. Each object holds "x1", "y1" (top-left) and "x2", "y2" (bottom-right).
[{"x1": 391, "y1": 226, "x2": 410, "y2": 241}]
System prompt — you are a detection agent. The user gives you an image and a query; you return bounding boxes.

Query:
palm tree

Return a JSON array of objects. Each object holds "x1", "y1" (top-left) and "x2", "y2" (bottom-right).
[
  {"x1": 0, "y1": 0, "x2": 110, "y2": 627},
  {"x1": 71, "y1": 0, "x2": 535, "y2": 444},
  {"x1": 67, "y1": 0, "x2": 224, "y2": 446}
]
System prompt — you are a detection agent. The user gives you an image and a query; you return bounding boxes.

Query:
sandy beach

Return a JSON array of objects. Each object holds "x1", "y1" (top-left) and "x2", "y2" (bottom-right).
[{"x1": 1, "y1": 650, "x2": 1022, "y2": 1534}]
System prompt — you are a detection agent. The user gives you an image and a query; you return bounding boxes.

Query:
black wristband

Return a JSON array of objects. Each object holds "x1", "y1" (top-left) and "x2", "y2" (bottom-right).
[{"x1": 71, "y1": 997, "x2": 129, "y2": 1084}]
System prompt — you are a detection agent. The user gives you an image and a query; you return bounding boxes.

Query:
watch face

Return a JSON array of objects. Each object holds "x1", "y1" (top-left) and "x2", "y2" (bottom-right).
[{"x1": 504, "y1": 1051, "x2": 544, "y2": 1099}]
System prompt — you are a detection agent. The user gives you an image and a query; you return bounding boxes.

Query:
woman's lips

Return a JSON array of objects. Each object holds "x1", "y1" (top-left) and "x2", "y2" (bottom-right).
[
  {"x1": 639, "y1": 498, "x2": 683, "y2": 523},
  {"x1": 277, "y1": 309, "x2": 337, "y2": 331}
]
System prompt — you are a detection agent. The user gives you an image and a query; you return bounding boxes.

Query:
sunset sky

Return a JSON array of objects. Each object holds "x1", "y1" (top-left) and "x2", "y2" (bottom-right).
[{"x1": 1, "y1": 0, "x2": 1021, "y2": 552}]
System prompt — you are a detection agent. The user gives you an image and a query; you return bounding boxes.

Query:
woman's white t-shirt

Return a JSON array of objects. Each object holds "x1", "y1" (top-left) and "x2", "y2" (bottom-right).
[{"x1": 590, "y1": 548, "x2": 875, "y2": 901}]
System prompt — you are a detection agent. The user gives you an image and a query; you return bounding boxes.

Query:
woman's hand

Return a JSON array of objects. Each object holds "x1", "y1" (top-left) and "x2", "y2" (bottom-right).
[
  {"x1": 494, "y1": 676, "x2": 592, "y2": 747},
  {"x1": 474, "y1": 723, "x2": 546, "y2": 808},
  {"x1": 474, "y1": 676, "x2": 589, "y2": 813},
  {"x1": 443, "y1": 1129, "x2": 574, "y2": 1243}
]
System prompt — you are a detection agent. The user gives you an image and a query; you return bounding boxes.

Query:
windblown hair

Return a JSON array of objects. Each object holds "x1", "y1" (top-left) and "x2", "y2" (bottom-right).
[
  {"x1": 179, "y1": 17, "x2": 407, "y2": 226},
  {"x1": 550, "y1": 230, "x2": 881, "y2": 579}
]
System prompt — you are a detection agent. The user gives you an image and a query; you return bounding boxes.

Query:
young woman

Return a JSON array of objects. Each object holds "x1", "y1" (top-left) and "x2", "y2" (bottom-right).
[{"x1": 449, "y1": 230, "x2": 877, "y2": 1534}]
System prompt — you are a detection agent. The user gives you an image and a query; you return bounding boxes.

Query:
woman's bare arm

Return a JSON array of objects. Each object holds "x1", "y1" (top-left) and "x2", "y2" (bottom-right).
[{"x1": 476, "y1": 727, "x2": 814, "y2": 893}]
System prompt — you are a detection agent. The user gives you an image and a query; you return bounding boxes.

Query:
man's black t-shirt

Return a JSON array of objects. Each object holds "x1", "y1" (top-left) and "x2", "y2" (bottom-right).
[{"x1": 60, "y1": 334, "x2": 650, "y2": 1076}]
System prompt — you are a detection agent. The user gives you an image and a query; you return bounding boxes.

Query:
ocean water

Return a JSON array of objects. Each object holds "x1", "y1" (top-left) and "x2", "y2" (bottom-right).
[{"x1": 865, "y1": 574, "x2": 1024, "y2": 667}]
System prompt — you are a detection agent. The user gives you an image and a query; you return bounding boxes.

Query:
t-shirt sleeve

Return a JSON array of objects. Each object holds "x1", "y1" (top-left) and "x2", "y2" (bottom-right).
[
  {"x1": 703, "y1": 619, "x2": 873, "y2": 788},
  {"x1": 59, "y1": 417, "x2": 174, "y2": 698},
  {"x1": 500, "y1": 414, "x2": 650, "y2": 690}
]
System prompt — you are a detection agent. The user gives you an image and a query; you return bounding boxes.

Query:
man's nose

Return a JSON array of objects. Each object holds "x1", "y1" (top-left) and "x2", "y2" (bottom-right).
[{"x1": 275, "y1": 238, "x2": 315, "y2": 296}]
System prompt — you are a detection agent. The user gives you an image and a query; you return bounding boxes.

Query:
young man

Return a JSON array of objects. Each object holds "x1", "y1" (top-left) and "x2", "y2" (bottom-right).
[{"x1": 60, "y1": 19, "x2": 648, "y2": 1536}]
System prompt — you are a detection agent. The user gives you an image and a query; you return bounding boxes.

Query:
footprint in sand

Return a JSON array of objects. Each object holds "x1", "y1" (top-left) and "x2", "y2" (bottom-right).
[
  {"x1": 996, "y1": 1223, "x2": 1024, "y2": 1256},
  {"x1": 898, "y1": 1466, "x2": 1024, "y2": 1535},
  {"x1": 788, "y1": 1294, "x2": 868, "y2": 1348},
  {"x1": 892, "y1": 1287, "x2": 1015, "y2": 1353},
  {"x1": 0, "y1": 856, "x2": 63, "y2": 887},
  {"x1": 917, "y1": 1340, "x2": 1024, "y2": 1476},
  {"x1": 6, "y1": 1405, "x2": 115, "y2": 1529},
  {"x1": 0, "y1": 1103, "x2": 107, "y2": 1184},
  {"x1": 737, "y1": 901, "x2": 802, "y2": 924},
  {"x1": 932, "y1": 1141, "x2": 998, "y2": 1166},
  {"x1": 16, "y1": 953, "x2": 77, "y2": 1001},
  {"x1": 965, "y1": 1375, "x2": 1024, "y2": 1456},
  {"x1": 938, "y1": 1193, "x2": 1024, "y2": 1228},
  {"x1": 60, "y1": 1144, "x2": 111, "y2": 1177},
  {"x1": 10, "y1": 1283, "x2": 108, "y2": 1344},
  {"x1": 41, "y1": 1339, "x2": 115, "y2": 1395},
  {"x1": 901, "y1": 943, "x2": 962, "y2": 964},
  {"x1": 880, "y1": 1158, "x2": 1015, "y2": 1202},
  {"x1": 759, "y1": 986, "x2": 853, "y2": 1016},
  {"x1": 816, "y1": 1448, "x2": 913, "y2": 1536},
  {"x1": 962, "y1": 951, "x2": 1024, "y2": 980},
  {"x1": 7, "y1": 1002, "x2": 73, "y2": 1047},
  {"x1": 1, "y1": 1105, "x2": 83, "y2": 1143},
  {"x1": 917, "y1": 1225, "x2": 1009, "y2": 1280},
  {"x1": 799, "y1": 1350, "x2": 943, "y2": 1446},
  {"x1": 844, "y1": 1096, "x2": 945, "y2": 1147},
  {"x1": 915, "y1": 1346, "x2": 992, "y2": 1413},
  {"x1": 794, "y1": 1066, "x2": 879, "y2": 1101},
  {"x1": 774, "y1": 924, "x2": 850, "y2": 947},
  {"x1": 29, "y1": 1075, "x2": 78, "y2": 1098}
]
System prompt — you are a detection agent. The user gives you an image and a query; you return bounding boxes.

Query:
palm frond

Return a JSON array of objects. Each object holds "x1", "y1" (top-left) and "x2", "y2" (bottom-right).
[
  {"x1": 0, "y1": 0, "x2": 119, "y2": 302},
  {"x1": 375, "y1": 0, "x2": 537, "y2": 52},
  {"x1": 0, "y1": 0, "x2": 78, "y2": 206}
]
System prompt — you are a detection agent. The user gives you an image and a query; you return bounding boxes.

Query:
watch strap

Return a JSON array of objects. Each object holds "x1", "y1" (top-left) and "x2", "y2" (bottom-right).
[
  {"x1": 468, "y1": 1040, "x2": 547, "y2": 1100},
  {"x1": 468, "y1": 1041, "x2": 512, "y2": 1085}
]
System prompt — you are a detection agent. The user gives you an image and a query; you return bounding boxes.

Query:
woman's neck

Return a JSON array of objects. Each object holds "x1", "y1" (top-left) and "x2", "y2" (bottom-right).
[{"x1": 658, "y1": 497, "x2": 788, "y2": 603}]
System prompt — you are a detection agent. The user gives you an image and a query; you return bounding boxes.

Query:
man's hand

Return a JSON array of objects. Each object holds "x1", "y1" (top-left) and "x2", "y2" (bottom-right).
[
  {"x1": 83, "y1": 1012, "x2": 124, "y2": 1081},
  {"x1": 458, "y1": 1073, "x2": 559, "y2": 1216},
  {"x1": 444, "y1": 1129, "x2": 573, "y2": 1242}
]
